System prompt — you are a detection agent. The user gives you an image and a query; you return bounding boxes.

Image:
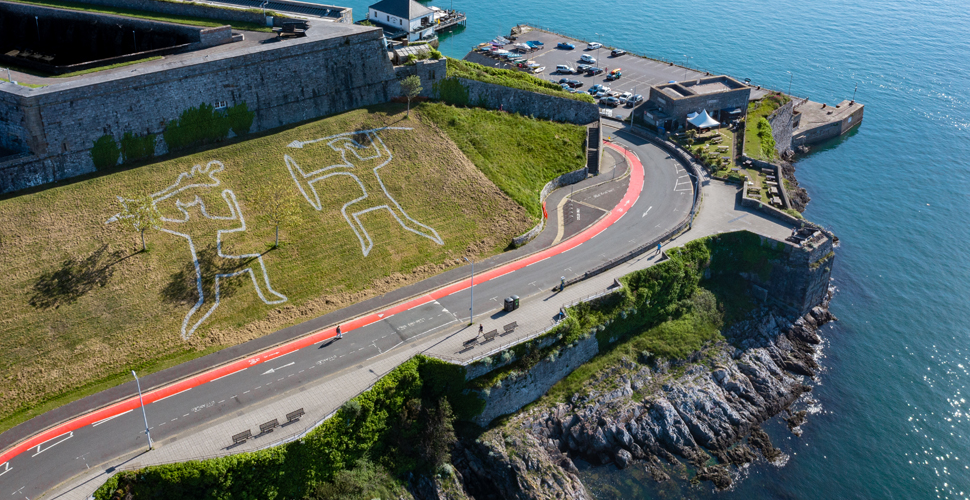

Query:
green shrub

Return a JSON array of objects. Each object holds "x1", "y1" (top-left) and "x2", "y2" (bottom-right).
[
  {"x1": 120, "y1": 132, "x2": 156, "y2": 164},
  {"x1": 756, "y1": 118, "x2": 776, "y2": 158},
  {"x1": 90, "y1": 134, "x2": 120, "y2": 170},
  {"x1": 433, "y1": 77, "x2": 471, "y2": 106},
  {"x1": 226, "y1": 102, "x2": 255, "y2": 136},
  {"x1": 163, "y1": 103, "x2": 231, "y2": 152},
  {"x1": 429, "y1": 48, "x2": 443, "y2": 60}
]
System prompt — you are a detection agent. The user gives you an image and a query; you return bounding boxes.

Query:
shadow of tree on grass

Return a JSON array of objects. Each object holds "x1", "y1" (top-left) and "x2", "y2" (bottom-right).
[
  {"x1": 29, "y1": 244, "x2": 128, "y2": 310},
  {"x1": 160, "y1": 244, "x2": 256, "y2": 306}
]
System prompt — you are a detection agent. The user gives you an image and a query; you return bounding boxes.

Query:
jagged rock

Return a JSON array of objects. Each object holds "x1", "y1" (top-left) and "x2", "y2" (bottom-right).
[
  {"x1": 696, "y1": 465, "x2": 732, "y2": 490},
  {"x1": 615, "y1": 449, "x2": 633, "y2": 469}
]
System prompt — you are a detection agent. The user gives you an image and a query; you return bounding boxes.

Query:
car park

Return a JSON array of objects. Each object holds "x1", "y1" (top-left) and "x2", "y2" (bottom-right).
[
  {"x1": 586, "y1": 42, "x2": 602, "y2": 50},
  {"x1": 611, "y1": 49, "x2": 626, "y2": 57},
  {"x1": 586, "y1": 67, "x2": 604, "y2": 76},
  {"x1": 557, "y1": 42, "x2": 575, "y2": 50},
  {"x1": 580, "y1": 54, "x2": 596, "y2": 64}
]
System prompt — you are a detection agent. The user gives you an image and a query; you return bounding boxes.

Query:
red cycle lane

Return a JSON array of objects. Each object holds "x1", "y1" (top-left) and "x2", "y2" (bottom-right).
[{"x1": 0, "y1": 142, "x2": 643, "y2": 467}]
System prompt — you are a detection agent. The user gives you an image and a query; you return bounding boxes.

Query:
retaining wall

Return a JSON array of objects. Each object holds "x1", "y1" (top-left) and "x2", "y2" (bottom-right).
[
  {"x1": 741, "y1": 155, "x2": 790, "y2": 210},
  {"x1": 511, "y1": 165, "x2": 588, "y2": 247},
  {"x1": 61, "y1": 0, "x2": 272, "y2": 25},
  {"x1": 0, "y1": 26, "x2": 397, "y2": 194},
  {"x1": 766, "y1": 99, "x2": 794, "y2": 156},
  {"x1": 455, "y1": 78, "x2": 599, "y2": 125}
]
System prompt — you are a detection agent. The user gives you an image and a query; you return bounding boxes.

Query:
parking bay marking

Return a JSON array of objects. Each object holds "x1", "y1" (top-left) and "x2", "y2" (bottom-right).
[{"x1": 32, "y1": 431, "x2": 73, "y2": 457}]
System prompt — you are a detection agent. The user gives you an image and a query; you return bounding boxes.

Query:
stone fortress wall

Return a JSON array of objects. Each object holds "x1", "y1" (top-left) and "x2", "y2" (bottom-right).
[{"x1": 0, "y1": 24, "x2": 403, "y2": 193}]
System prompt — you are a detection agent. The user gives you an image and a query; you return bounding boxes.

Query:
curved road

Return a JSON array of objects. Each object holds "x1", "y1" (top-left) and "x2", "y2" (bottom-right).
[{"x1": 0, "y1": 134, "x2": 693, "y2": 499}]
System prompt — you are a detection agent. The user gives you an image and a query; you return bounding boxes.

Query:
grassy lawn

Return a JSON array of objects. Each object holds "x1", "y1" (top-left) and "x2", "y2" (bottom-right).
[
  {"x1": 743, "y1": 92, "x2": 789, "y2": 160},
  {"x1": 419, "y1": 102, "x2": 587, "y2": 219},
  {"x1": 0, "y1": 103, "x2": 565, "y2": 432},
  {"x1": 445, "y1": 58, "x2": 596, "y2": 104},
  {"x1": 6, "y1": 0, "x2": 273, "y2": 32}
]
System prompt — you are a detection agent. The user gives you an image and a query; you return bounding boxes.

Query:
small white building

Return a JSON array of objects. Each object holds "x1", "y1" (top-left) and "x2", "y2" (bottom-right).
[{"x1": 367, "y1": 0, "x2": 435, "y2": 43}]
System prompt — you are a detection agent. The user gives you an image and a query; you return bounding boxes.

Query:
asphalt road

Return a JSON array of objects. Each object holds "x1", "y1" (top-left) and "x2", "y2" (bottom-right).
[{"x1": 0, "y1": 134, "x2": 692, "y2": 499}]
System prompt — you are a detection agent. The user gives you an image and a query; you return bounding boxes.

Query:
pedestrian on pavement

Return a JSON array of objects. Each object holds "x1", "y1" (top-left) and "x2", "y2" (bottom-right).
[
  {"x1": 656, "y1": 242, "x2": 662, "y2": 255},
  {"x1": 560, "y1": 276, "x2": 566, "y2": 292},
  {"x1": 336, "y1": 325, "x2": 342, "y2": 339},
  {"x1": 478, "y1": 324, "x2": 484, "y2": 337}
]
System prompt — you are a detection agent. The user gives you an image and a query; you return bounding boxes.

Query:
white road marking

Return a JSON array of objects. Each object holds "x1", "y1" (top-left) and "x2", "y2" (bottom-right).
[
  {"x1": 153, "y1": 388, "x2": 191, "y2": 403},
  {"x1": 91, "y1": 409, "x2": 133, "y2": 427},
  {"x1": 642, "y1": 206, "x2": 653, "y2": 217},
  {"x1": 0, "y1": 462, "x2": 10, "y2": 477},
  {"x1": 32, "y1": 431, "x2": 73, "y2": 457},
  {"x1": 243, "y1": 390, "x2": 250, "y2": 394},
  {"x1": 218, "y1": 400, "x2": 226, "y2": 404},
  {"x1": 183, "y1": 414, "x2": 189, "y2": 418},
  {"x1": 211, "y1": 368, "x2": 246, "y2": 382}
]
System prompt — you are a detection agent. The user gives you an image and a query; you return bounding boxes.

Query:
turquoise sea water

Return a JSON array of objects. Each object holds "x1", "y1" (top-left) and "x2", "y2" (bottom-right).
[{"x1": 328, "y1": 0, "x2": 970, "y2": 496}]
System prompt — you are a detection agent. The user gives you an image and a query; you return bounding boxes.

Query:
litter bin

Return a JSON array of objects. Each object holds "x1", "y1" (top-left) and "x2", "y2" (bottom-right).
[
  {"x1": 512, "y1": 295, "x2": 520, "y2": 310},
  {"x1": 504, "y1": 297, "x2": 515, "y2": 312}
]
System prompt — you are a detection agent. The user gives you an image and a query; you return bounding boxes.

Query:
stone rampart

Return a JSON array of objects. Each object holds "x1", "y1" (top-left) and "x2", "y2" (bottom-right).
[
  {"x1": 0, "y1": 26, "x2": 397, "y2": 193},
  {"x1": 511, "y1": 165, "x2": 588, "y2": 247},
  {"x1": 456, "y1": 78, "x2": 599, "y2": 125},
  {"x1": 767, "y1": 99, "x2": 794, "y2": 156},
  {"x1": 61, "y1": 0, "x2": 271, "y2": 25}
]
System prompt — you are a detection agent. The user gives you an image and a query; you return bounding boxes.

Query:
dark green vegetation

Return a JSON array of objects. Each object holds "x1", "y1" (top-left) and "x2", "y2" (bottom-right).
[
  {"x1": 120, "y1": 132, "x2": 157, "y2": 164},
  {"x1": 94, "y1": 356, "x2": 480, "y2": 499},
  {"x1": 163, "y1": 102, "x2": 255, "y2": 152},
  {"x1": 743, "y1": 92, "x2": 789, "y2": 160},
  {"x1": 7, "y1": 0, "x2": 273, "y2": 32},
  {"x1": 469, "y1": 231, "x2": 787, "y2": 400},
  {"x1": 90, "y1": 135, "x2": 120, "y2": 170},
  {"x1": 420, "y1": 102, "x2": 587, "y2": 219},
  {"x1": 444, "y1": 57, "x2": 595, "y2": 104}
]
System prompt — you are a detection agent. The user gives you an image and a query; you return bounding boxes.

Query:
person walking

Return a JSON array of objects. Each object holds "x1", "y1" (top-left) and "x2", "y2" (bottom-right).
[
  {"x1": 336, "y1": 325, "x2": 342, "y2": 339},
  {"x1": 656, "y1": 242, "x2": 662, "y2": 256},
  {"x1": 478, "y1": 324, "x2": 484, "y2": 337},
  {"x1": 560, "y1": 276, "x2": 566, "y2": 292}
]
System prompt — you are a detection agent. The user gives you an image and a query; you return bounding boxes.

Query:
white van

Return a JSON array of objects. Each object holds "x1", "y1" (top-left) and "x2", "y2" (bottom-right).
[{"x1": 556, "y1": 64, "x2": 575, "y2": 74}]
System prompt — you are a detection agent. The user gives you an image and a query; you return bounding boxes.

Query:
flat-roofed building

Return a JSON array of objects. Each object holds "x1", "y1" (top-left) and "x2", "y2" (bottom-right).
[
  {"x1": 642, "y1": 75, "x2": 751, "y2": 131},
  {"x1": 367, "y1": 0, "x2": 435, "y2": 43}
]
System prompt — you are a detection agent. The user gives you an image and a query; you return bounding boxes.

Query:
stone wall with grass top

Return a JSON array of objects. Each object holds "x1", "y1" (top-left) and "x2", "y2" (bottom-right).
[{"x1": 456, "y1": 78, "x2": 599, "y2": 125}]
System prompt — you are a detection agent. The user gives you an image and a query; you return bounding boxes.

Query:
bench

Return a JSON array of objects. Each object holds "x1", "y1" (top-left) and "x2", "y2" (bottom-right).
[
  {"x1": 286, "y1": 408, "x2": 305, "y2": 423},
  {"x1": 259, "y1": 419, "x2": 280, "y2": 434},
  {"x1": 231, "y1": 429, "x2": 252, "y2": 444},
  {"x1": 502, "y1": 322, "x2": 518, "y2": 335},
  {"x1": 273, "y1": 21, "x2": 309, "y2": 38},
  {"x1": 482, "y1": 330, "x2": 499, "y2": 342}
]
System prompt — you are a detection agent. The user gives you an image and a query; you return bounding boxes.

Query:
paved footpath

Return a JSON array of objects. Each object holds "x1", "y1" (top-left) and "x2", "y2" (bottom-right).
[{"x1": 41, "y1": 133, "x2": 792, "y2": 500}]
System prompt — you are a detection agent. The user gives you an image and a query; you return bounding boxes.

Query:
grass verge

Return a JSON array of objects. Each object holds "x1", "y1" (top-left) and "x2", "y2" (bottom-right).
[
  {"x1": 0, "y1": 103, "x2": 546, "y2": 432},
  {"x1": 446, "y1": 57, "x2": 596, "y2": 104},
  {"x1": 419, "y1": 102, "x2": 587, "y2": 219}
]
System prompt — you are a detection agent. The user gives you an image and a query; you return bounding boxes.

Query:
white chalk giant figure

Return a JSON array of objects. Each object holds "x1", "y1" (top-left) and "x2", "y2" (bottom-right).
[
  {"x1": 108, "y1": 161, "x2": 287, "y2": 339},
  {"x1": 284, "y1": 127, "x2": 444, "y2": 256}
]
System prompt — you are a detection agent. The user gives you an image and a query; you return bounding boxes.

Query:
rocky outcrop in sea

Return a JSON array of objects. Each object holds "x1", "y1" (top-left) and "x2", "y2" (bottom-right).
[{"x1": 450, "y1": 293, "x2": 835, "y2": 498}]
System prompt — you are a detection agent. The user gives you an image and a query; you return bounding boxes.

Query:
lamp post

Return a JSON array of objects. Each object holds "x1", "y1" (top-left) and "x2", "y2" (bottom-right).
[
  {"x1": 463, "y1": 256, "x2": 474, "y2": 324},
  {"x1": 683, "y1": 55, "x2": 692, "y2": 81},
  {"x1": 595, "y1": 33, "x2": 602, "y2": 68},
  {"x1": 132, "y1": 371, "x2": 153, "y2": 451}
]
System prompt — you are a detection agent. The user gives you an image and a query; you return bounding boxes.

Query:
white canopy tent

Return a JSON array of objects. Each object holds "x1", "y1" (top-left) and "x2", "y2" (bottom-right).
[{"x1": 688, "y1": 110, "x2": 720, "y2": 129}]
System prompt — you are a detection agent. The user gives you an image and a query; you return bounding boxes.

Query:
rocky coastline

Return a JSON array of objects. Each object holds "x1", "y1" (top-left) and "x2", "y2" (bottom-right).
[{"x1": 447, "y1": 292, "x2": 836, "y2": 499}]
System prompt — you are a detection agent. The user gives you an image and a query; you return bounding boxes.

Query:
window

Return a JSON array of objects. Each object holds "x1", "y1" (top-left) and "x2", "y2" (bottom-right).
[{"x1": 214, "y1": 100, "x2": 228, "y2": 110}]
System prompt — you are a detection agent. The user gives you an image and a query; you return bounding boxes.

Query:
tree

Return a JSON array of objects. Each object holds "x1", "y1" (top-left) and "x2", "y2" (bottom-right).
[
  {"x1": 420, "y1": 398, "x2": 456, "y2": 470},
  {"x1": 251, "y1": 183, "x2": 300, "y2": 248},
  {"x1": 400, "y1": 74, "x2": 423, "y2": 117},
  {"x1": 117, "y1": 195, "x2": 161, "y2": 252}
]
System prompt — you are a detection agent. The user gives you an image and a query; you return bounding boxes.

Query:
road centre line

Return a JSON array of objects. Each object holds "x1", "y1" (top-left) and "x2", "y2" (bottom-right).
[
  {"x1": 32, "y1": 431, "x2": 73, "y2": 458},
  {"x1": 153, "y1": 388, "x2": 191, "y2": 403},
  {"x1": 210, "y1": 367, "x2": 247, "y2": 382},
  {"x1": 91, "y1": 409, "x2": 133, "y2": 427}
]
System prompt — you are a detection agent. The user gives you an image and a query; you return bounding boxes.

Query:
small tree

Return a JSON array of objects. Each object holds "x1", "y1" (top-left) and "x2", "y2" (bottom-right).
[
  {"x1": 117, "y1": 195, "x2": 160, "y2": 252},
  {"x1": 251, "y1": 184, "x2": 300, "y2": 248},
  {"x1": 400, "y1": 74, "x2": 423, "y2": 117}
]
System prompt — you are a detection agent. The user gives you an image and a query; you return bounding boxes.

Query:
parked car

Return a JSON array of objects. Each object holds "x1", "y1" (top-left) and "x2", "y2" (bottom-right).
[
  {"x1": 576, "y1": 64, "x2": 592, "y2": 73},
  {"x1": 586, "y1": 42, "x2": 602, "y2": 50},
  {"x1": 595, "y1": 88, "x2": 612, "y2": 98},
  {"x1": 606, "y1": 70, "x2": 622, "y2": 81},
  {"x1": 601, "y1": 96, "x2": 620, "y2": 107},
  {"x1": 618, "y1": 92, "x2": 633, "y2": 103},
  {"x1": 580, "y1": 54, "x2": 596, "y2": 64},
  {"x1": 555, "y1": 64, "x2": 575, "y2": 74},
  {"x1": 567, "y1": 79, "x2": 584, "y2": 88},
  {"x1": 611, "y1": 49, "x2": 626, "y2": 57},
  {"x1": 588, "y1": 84, "x2": 603, "y2": 94},
  {"x1": 526, "y1": 40, "x2": 544, "y2": 46},
  {"x1": 557, "y1": 42, "x2": 575, "y2": 50},
  {"x1": 627, "y1": 94, "x2": 644, "y2": 106},
  {"x1": 586, "y1": 67, "x2": 604, "y2": 76}
]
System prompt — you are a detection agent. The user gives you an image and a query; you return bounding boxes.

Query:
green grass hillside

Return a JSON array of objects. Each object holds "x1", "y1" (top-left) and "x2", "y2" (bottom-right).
[{"x1": 0, "y1": 103, "x2": 586, "y2": 431}]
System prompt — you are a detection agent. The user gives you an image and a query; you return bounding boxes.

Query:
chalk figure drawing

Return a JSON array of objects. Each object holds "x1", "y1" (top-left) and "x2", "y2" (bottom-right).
[
  {"x1": 284, "y1": 127, "x2": 443, "y2": 256},
  {"x1": 108, "y1": 161, "x2": 287, "y2": 339}
]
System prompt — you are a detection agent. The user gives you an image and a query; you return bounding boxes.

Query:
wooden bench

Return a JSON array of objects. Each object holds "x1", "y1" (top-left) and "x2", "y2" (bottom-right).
[
  {"x1": 231, "y1": 429, "x2": 252, "y2": 444},
  {"x1": 502, "y1": 322, "x2": 518, "y2": 335},
  {"x1": 482, "y1": 330, "x2": 499, "y2": 342},
  {"x1": 286, "y1": 408, "x2": 305, "y2": 423},
  {"x1": 259, "y1": 419, "x2": 280, "y2": 434}
]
